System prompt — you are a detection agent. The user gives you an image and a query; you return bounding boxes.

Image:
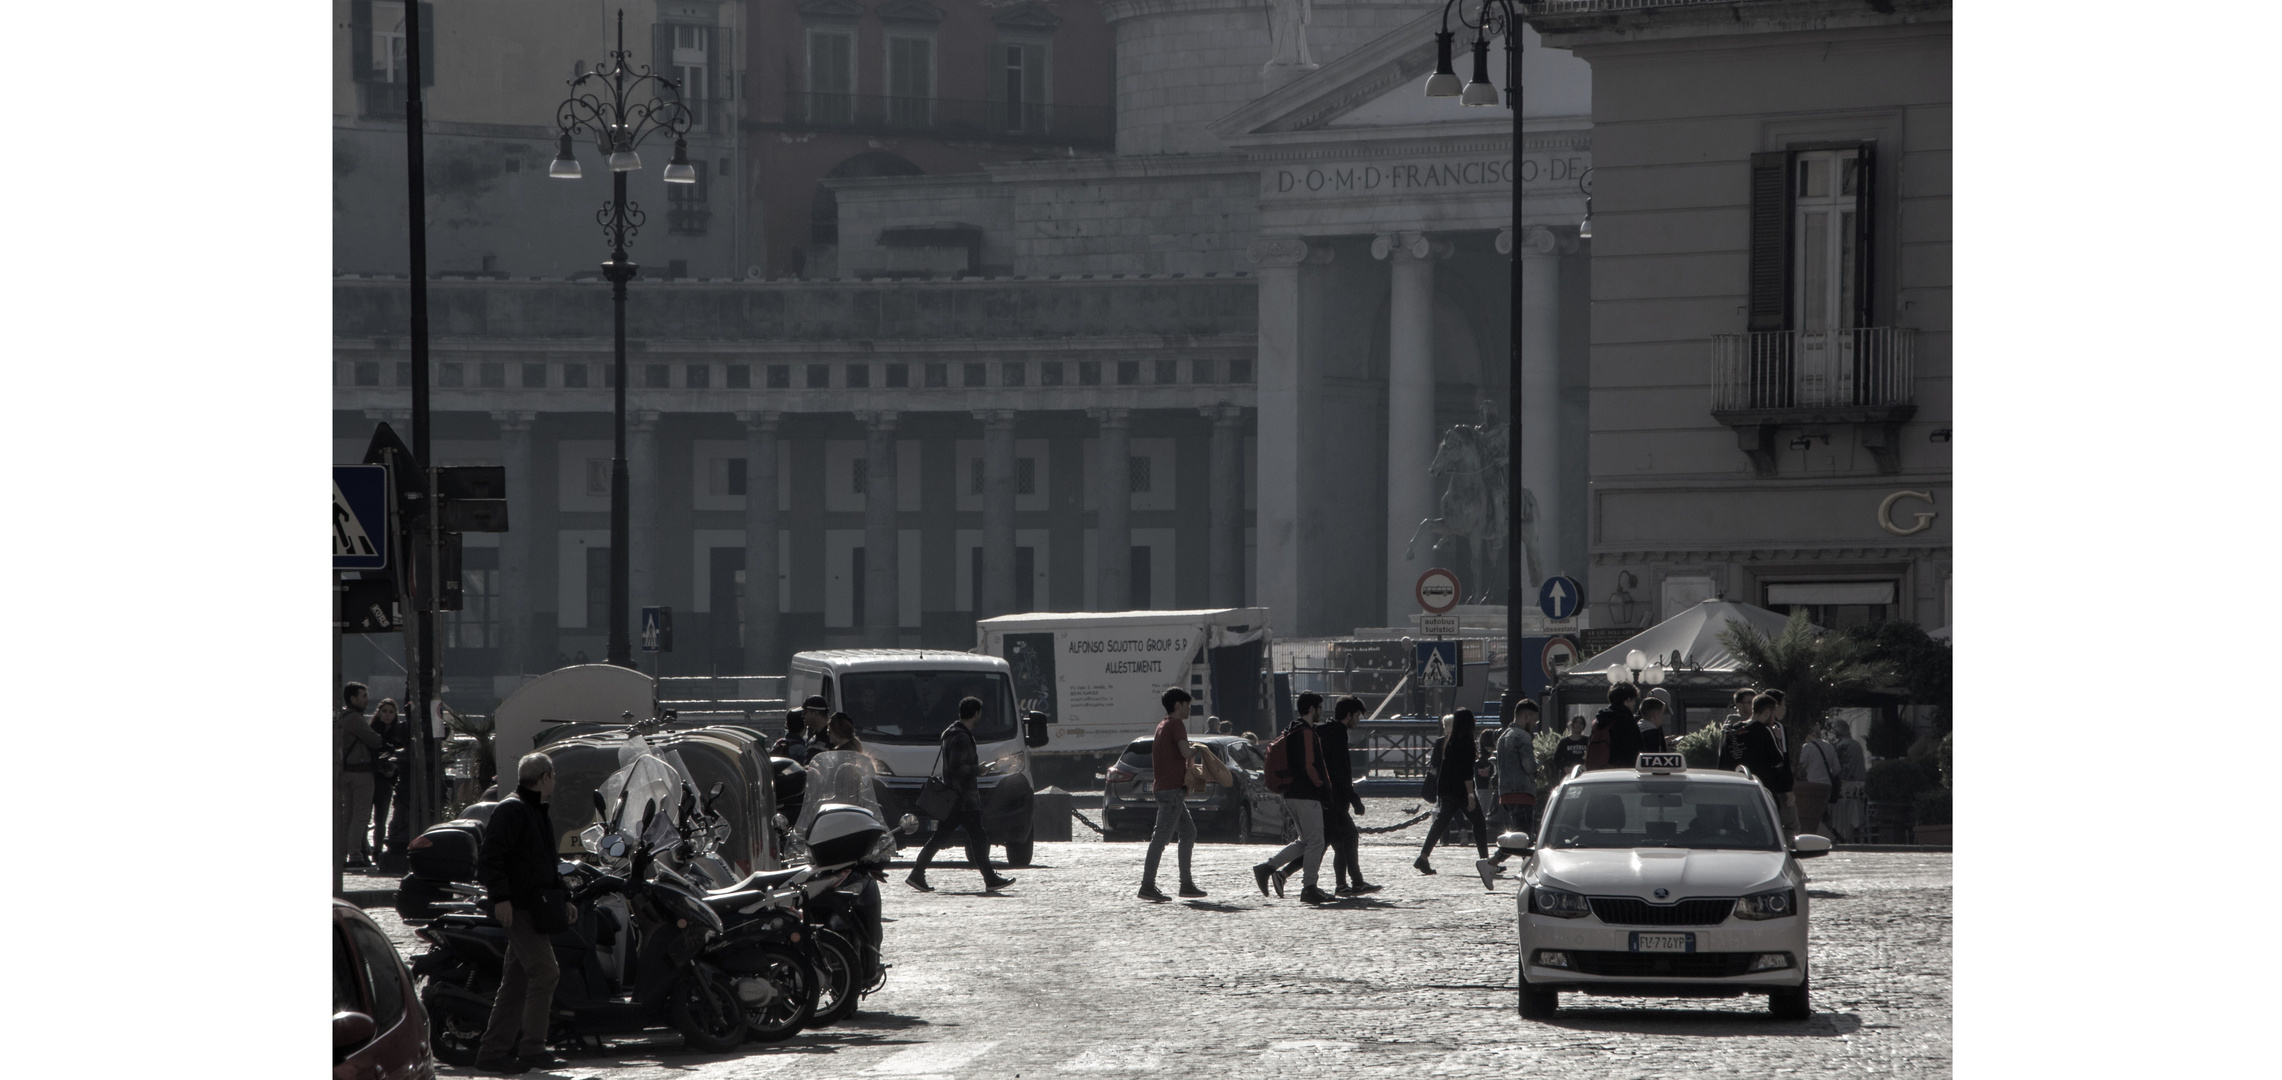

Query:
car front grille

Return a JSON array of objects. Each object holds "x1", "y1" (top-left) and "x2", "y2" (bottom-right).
[
  {"x1": 1568, "y1": 951, "x2": 1759, "y2": 978},
  {"x1": 1588, "y1": 897, "x2": 1733, "y2": 926}
]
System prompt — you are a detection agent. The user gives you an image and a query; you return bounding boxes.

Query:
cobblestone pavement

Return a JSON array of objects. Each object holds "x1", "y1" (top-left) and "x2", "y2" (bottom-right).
[{"x1": 356, "y1": 798, "x2": 1951, "y2": 1079}]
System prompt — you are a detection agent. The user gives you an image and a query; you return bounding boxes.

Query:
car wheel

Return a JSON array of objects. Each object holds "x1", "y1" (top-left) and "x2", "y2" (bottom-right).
[
  {"x1": 1516, "y1": 956, "x2": 1558, "y2": 1018},
  {"x1": 1768, "y1": 968, "x2": 1811, "y2": 1020},
  {"x1": 1004, "y1": 835, "x2": 1034, "y2": 867},
  {"x1": 808, "y1": 930, "x2": 864, "y2": 1027},
  {"x1": 1232, "y1": 805, "x2": 1254, "y2": 843}
]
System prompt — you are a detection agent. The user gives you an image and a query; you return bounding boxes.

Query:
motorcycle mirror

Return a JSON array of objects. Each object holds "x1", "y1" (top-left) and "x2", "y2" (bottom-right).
[
  {"x1": 641, "y1": 798, "x2": 658, "y2": 835},
  {"x1": 898, "y1": 813, "x2": 920, "y2": 835},
  {"x1": 773, "y1": 813, "x2": 790, "y2": 831},
  {"x1": 706, "y1": 780, "x2": 724, "y2": 809},
  {"x1": 591, "y1": 790, "x2": 607, "y2": 819}
]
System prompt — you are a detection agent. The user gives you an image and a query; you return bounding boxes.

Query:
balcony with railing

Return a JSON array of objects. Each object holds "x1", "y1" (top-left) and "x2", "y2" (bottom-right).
[
  {"x1": 783, "y1": 93, "x2": 1114, "y2": 149},
  {"x1": 1710, "y1": 326, "x2": 1918, "y2": 474}
]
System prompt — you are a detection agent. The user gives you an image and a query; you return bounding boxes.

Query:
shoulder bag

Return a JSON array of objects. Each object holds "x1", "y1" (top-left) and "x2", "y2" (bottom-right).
[{"x1": 917, "y1": 743, "x2": 958, "y2": 820}]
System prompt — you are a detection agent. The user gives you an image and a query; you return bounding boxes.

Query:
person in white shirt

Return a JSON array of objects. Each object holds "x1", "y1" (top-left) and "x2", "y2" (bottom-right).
[{"x1": 1795, "y1": 732, "x2": 1840, "y2": 838}]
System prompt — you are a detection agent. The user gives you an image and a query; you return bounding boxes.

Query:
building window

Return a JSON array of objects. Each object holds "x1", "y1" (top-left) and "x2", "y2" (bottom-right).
[
  {"x1": 886, "y1": 363, "x2": 909, "y2": 388},
  {"x1": 1079, "y1": 361, "x2": 1100, "y2": 386},
  {"x1": 964, "y1": 362, "x2": 987, "y2": 387},
  {"x1": 686, "y1": 364, "x2": 710, "y2": 389},
  {"x1": 1040, "y1": 361, "x2": 1063, "y2": 386},
  {"x1": 1229, "y1": 358, "x2": 1253, "y2": 383},
  {"x1": 925, "y1": 363, "x2": 947, "y2": 387},
  {"x1": 1763, "y1": 581, "x2": 1896, "y2": 634},
  {"x1": 1016, "y1": 457, "x2": 1036, "y2": 496},
  {"x1": 1129, "y1": 455, "x2": 1152, "y2": 494},
  {"x1": 522, "y1": 363, "x2": 547, "y2": 388},
  {"x1": 846, "y1": 364, "x2": 870, "y2": 388},
  {"x1": 354, "y1": 361, "x2": 381, "y2": 387},
  {"x1": 665, "y1": 22, "x2": 714, "y2": 129},
  {"x1": 1155, "y1": 359, "x2": 1178, "y2": 385},
  {"x1": 969, "y1": 458, "x2": 984, "y2": 495},
  {"x1": 886, "y1": 34, "x2": 935, "y2": 129},
  {"x1": 445, "y1": 546, "x2": 501, "y2": 649},
  {"x1": 806, "y1": 28, "x2": 856, "y2": 124},
  {"x1": 768, "y1": 364, "x2": 790, "y2": 388},
  {"x1": 563, "y1": 363, "x2": 588, "y2": 388},
  {"x1": 807, "y1": 364, "x2": 830, "y2": 388},
  {"x1": 852, "y1": 458, "x2": 868, "y2": 495},
  {"x1": 645, "y1": 364, "x2": 671, "y2": 389},
  {"x1": 1116, "y1": 361, "x2": 1137, "y2": 386},
  {"x1": 667, "y1": 161, "x2": 710, "y2": 235},
  {"x1": 1002, "y1": 361, "x2": 1026, "y2": 387},
  {"x1": 996, "y1": 42, "x2": 1048, "y2": 134},
  {"x1": 1191, "y1": 358, "x2": 1215, "y2": 384},
  {"x1": 440, "y1": 363, "x2": 464, "y2": 388},
  {"x1": 709, "y1": 457, "x2": 748, "y2": 497},
  {"x1": 1795, "y1": 150, "x2": 1864, "y2": 334},
  {"x1": 350, "y1": 2, "x2": 433, "y2": 118},
  {"x1": 727, "y1": 364, "x2": 750, "y2": 389}
]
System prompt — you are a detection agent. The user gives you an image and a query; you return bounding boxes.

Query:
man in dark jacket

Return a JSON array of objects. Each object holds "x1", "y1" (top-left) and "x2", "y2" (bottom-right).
[
  {"x1": 906, "y1": 696, "x2": 1015, "y2": 893},
  {"x1": 1589, "y1": 683, "x2": 1644, "y2": 770},
  {"x1": 1720, "y1": 694, "x2": 1795, "y2": 801},
  {"x1": 773, "y1": 696, "x2": 833, "y2": 763},
  {"x1": 1252, "y1": 693, "x2": 1334, "y2": 904},
  {"x1": 1637, "y1": 697, "x2": 1670, "y2": 754},
  {"x1": 473, "y1": 752, "x2": 575, "y2": 1074},
  {"x1": 1268, "y1": 695, "x2": 1380, "y2": 897}
]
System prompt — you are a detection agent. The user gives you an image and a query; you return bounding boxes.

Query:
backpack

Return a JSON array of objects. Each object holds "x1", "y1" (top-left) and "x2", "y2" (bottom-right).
[
  {"x1": 1584, "y1": 722, "x2": 1612, "y2": 770},
  {"x1": 1263, "y1": 724, "x2": 1324, "y2": 795}
]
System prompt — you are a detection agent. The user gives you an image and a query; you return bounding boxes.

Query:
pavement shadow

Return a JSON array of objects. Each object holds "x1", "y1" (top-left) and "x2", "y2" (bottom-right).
[
  {"x1": 1178, "y1": 900, "x2": 1251, "y2": 913},
  {"x1": 1540, "y1": 1007, "x2": 1865, "y2": 1038}
]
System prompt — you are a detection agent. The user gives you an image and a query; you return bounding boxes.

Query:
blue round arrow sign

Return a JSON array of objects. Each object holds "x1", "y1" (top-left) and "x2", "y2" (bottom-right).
[{"x1": 1538, "y1": 576, "x2": 1583, "y2": 620}]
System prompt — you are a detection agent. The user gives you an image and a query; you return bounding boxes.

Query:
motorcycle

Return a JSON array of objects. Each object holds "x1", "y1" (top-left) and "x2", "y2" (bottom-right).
[
  {"x1": 789, "y1": 750, "x2": 910, "y2": 1022},
  {"x1": 408, "y1": 798, "x2": 761, "y2": 1064}
]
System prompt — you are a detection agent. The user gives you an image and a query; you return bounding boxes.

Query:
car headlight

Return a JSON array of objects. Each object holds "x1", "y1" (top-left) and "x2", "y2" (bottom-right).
[
  {"x1": 1529, "y1": 885, "x2": 1590, "y2": 919},
  {"x1": 980, "y1": 754, "x2": 1025, "y2": 776},
  {"x1": 1734, "y1": 887, "x2": 1796, "y2": 921}
]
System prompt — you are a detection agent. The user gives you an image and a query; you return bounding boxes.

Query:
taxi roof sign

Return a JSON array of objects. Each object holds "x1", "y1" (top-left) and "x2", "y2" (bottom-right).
[{"x1": 1636, "y1": 752, "x2": 1687, "y2": 774}]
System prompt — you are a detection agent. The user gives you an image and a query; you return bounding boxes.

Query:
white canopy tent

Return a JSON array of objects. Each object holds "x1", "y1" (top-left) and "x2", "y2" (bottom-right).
[{"x1": 1574, "y1": 599, "x2": 1805, "y2": 675}]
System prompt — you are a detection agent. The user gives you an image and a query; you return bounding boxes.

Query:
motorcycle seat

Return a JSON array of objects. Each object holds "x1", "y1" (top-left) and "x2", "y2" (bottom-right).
[{"x1": 706, "y1": 867, "x2": 804, "y2": 897}]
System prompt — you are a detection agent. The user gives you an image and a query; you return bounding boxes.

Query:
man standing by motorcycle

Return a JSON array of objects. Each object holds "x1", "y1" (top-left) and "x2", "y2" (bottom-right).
[
  {"x1": 473, "y1": 752, "x2": 577, "y2": 1075},
  {"x1": 905, "y1": 697, "x2": 1017, "y2": 893}
]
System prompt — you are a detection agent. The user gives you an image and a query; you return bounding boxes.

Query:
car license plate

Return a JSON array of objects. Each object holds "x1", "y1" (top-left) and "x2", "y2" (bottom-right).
[{"x1": 1630, "y1": 932, "x2": 1694, "y2": 953}]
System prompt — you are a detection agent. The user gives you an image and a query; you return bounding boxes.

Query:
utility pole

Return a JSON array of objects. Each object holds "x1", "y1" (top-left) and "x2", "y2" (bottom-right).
[{"x1": 396, "y1": 0, "x2": 440, "y2": 872}]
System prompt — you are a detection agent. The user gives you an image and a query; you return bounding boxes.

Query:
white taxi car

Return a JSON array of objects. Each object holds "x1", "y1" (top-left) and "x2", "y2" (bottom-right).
[{"x1": 1502, "y1": 751, "x2": 1829, "y2": 1019}]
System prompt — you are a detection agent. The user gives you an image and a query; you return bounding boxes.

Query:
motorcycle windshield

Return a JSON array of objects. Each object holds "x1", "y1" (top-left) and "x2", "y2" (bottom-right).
[
  {"x1": 797, "y1": 750, "x2": 887, "y2": 834},
  {"x1": 598, "y1": 745, "x2": 688, "y2": 849}
]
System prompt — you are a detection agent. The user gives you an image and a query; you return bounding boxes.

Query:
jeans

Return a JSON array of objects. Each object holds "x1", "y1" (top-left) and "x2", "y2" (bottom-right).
[
  {"x1": 337, "y1": 772, "x2": 375, "y2": 865},
  {"x1": 1419, "y1": 796, "x2": 1489, "y2": 862},
  {"x1": 1264, "y1": 798, "x2": 1326, "y2": 893},
  {"x1": 1140, "y1": 790, "x2": 1195, "y2": 888},
  {"x1": 1324, "y1": 803, "x2": 1361, "y2": 887},
  {"x1": 477, "y1": 906, "x2": 561, "y2": 1060},
  {"x1": 1791, "y1": 781, "x2": 1832, "y2": 838},
  {"x1": 914, "y1": 804, "x2": 997, "y2": 881}
]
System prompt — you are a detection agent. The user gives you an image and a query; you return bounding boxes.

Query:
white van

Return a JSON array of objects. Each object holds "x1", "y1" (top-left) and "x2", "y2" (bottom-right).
[{"x1": 786, "y1": 649, "x2": 1050, "y2": 867}]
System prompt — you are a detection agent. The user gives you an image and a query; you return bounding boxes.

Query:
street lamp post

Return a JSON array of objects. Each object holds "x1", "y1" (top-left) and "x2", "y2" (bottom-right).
[
  {"x1": 1424, "y1": 0, "x2": 1531, "y2": 727},
  {"x1": 1606, "y1": 648, "x2": 1670, "y2": 691},
  {"x1": 551, "y1": 10, "x2": 697, "y2": 666}
]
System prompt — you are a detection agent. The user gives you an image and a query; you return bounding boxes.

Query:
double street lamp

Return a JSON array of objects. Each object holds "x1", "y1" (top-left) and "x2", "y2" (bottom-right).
[
  {"x1": 551, "y1": 10, "x2": 695, "y2": 665},
  {"x1": 1423, "y1": 0, "x2": 1533, "y2": 724}
]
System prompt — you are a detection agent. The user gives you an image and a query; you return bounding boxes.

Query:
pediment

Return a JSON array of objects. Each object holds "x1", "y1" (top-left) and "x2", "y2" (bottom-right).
[
  {"x1": 877, "y1": 0, "x2": 944, "y2": 22},
  {"x1": 796, "y1": 0, "x2": 865, "y2": 18},
  {"x1": 991, "y1": 4, "x2": 1062, "y2": 30}
]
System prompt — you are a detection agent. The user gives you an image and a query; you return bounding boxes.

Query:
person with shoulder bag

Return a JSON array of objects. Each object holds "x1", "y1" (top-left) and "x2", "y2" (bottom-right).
[
  {"x1": 907, "y1": 697, "x2": 1016, "y2": 893},
  {"x1": 1415, "y1": 710, "x2": 1489, "y2": 875},
  {"x1": 473, "y1": 752, "x2": 577, "y2": 1074}
]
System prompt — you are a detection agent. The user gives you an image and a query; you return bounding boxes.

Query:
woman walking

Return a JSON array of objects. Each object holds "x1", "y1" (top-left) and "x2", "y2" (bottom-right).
[{"x1": 1415, "y1": 709, "x2": 1489, "y2": 874}]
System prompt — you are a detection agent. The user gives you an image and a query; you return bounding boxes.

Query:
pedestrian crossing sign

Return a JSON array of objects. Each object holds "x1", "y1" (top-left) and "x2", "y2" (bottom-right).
[
  {"x1": 333, "y1": 465, "x2": 389, "y2": 571},
  {"x1": 1416, "y1": 640, "x2": 1461, "y2": 688}
]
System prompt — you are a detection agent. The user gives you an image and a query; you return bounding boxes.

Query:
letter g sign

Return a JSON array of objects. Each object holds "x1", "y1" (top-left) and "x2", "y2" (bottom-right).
[{"x1": 1878, "y1": 491, "x2": 1938, "y2": 536}]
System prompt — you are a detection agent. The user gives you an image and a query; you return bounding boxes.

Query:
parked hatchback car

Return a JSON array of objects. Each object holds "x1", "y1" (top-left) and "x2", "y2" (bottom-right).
[
  {"x1": 1506, "y1": 752, "x2": 1830, "y2": 1019},
  {"x1": 335, "y1": 899, "x2": 436, "y2": 1080},
  {"x1": 1102, "y1": 734, "x2": 1291, "y2": 842}
]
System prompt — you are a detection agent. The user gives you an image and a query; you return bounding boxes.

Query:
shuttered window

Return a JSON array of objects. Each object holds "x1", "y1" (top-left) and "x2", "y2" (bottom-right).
[
  {"x1": 887, "y1": 35, "x2": 934, "y2": 128},
  {"x1": 808, "y1": 29, "x2": 855, "y2": 124},
  {"x1": 1747, "y1": 143, "x2": 1875, "y2": 332},
  {"x1": 654, "y1": 23, "x2": 719, "y2": 131},
  {"x1": 987, "y1": 42, "x2": 1048, "y2": 133}
]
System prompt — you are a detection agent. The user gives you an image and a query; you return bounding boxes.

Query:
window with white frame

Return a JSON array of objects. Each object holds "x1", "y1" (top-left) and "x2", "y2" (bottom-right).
[
  {"x1": 670, "y1": 23, "x2": 712, "y2": 127},
  {"x1": 807, "y1": 28, "x2": 855, "y2": 124},
  {"x1": 1793, "y1": 150, "x2": 1863, "y2": 335}
]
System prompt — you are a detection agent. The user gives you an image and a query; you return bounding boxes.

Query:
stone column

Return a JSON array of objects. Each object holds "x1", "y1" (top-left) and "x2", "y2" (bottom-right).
[
  {"x1": 738, "y1": 411, "x2": 781, "y2": 673},
  {"x1": 1244, "y1": 238, "x2": 1323, "y2": 631},
  {"x1": 1091, "y1": 408, "x2": 1131, "y2": 609},
  {"x1": 1503, "y1": 225, "x2": 1567, "y2": 579},
  {"x1": 977, "y1": 409, "x2": 1018, "y2": 617},
  {"x1": 492, "y1": 411, "x2": 537, "y2": 675},
  {"x1": 1375, "y1": 231, "x2": 1451, "y2": 624},
  {"x1": 860, "y1": 410, "x2": 900, "y2": 646},
  {"x1": 628, "y1": 410, "x2": 661, "y2": 617},
  {"x1": 1202, "y1": 403, "x2": 1245, "y2": 608}
]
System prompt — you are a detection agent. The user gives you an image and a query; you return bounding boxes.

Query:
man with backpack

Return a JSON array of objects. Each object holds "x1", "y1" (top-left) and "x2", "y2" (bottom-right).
[
  {"x1": 1720, "y1": 693, "x2": 1795, "y2": 802},
  {"x1": 1266, "y1": 695, "x2": 1379, "y2": 897},
  {"x1": 1586, "y1": 682, "x2": 1644, "y2": 771},
  {"x1": 1252, "y1": 693, "x2": 1334, "y2": 905},
  {"x1": 1138, "y1": 687, "x2": 1208, "y2": 902}
]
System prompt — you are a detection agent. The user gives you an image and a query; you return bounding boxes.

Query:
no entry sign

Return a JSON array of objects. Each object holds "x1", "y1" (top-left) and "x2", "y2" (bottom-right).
[{"x1": 1415, "y1": 568, "x2": 1461, "y2": 614}]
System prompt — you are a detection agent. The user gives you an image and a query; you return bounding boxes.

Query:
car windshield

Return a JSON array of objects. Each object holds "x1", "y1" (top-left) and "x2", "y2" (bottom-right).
[
  {"x1": 839, "y1": 670, "x2": 1017, "y2": 744},
  {"x1": 1542, "y1": 779, "x2": 1781, "y2": 851},
  {"x1": 1117, "y1": 740, "x2": 1155, "y2": 768}
]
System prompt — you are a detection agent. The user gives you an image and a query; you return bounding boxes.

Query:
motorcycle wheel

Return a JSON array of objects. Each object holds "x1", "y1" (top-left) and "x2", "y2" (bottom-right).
[
  {"x1": 733, "y1": 944, "x2": 818, "y2": 1043},
  {"x1": 420, "y1": 988, "x2": 487, "y2": 1066},
  {"x1": 809, "y1": 930, "x2": 864, "y2": 1026},
  {"x1": 668, "y1": 963, "x2": 749, "y2": 1054}
]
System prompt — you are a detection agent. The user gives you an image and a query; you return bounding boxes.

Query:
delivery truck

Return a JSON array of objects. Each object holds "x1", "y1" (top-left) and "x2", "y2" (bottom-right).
[{"x1": 974, "y1": 609, "x2": 1273, "y2": 776}]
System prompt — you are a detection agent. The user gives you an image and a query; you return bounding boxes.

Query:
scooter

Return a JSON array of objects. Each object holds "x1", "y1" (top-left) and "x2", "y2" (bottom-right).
[{"x1": 408, "y1": 801, "x2": 753, "y2": 1064}]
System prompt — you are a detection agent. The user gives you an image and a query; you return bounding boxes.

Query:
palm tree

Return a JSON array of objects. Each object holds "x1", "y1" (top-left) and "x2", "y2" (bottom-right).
[{"x1": 1716, "y1": 611, "x2": 1895, "y2": 738}]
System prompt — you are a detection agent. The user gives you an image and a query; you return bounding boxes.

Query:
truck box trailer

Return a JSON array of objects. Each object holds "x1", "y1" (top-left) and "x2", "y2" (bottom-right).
[{"x1": 975, "y1": 609, "x2": 1274, "y2": 760}]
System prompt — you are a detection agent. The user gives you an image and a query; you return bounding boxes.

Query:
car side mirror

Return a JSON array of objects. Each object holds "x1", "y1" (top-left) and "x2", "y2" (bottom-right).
[
  {"x1": 333, "y1": 1010, "x2": 377, "y2": 1051},
  {"x1": 1791, "y1": 834, "x2": 1833, "y2": 859},
  {"x1": 1024, "y1": 710, "x2": 1051, "y2": 749},
  {"x1": 1496, "y1": 830, "x2": 1534, "y2": 856}
]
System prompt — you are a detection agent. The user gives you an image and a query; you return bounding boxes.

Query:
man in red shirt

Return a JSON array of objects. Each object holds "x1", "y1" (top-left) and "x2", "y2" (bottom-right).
[{"x1": 1138, "y1": 687, "x2": 1207, "y2": 902}]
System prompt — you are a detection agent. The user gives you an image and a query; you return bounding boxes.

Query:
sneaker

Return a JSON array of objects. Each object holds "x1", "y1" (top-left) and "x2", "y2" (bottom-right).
[
  {"x1": 983, "y1": 875, "x2": 1017, "y2": 891},
  {"x1": 1177, "y1": 882, "x2": 1208, "y2": 898},
  {"x1": 1348, "y1": 881, "x2": 1385, "y2": 895},
  {"x1": 1138, "y1": 884, "x2": 1170, "y2": 902},
  {"x1": 1271, "y1": 868, "x2": 1290, "y2": 898},
  {"x1": 1335, "y1": 883, "x2": 1357, "y2": 896},
  {"x1": 1299, "y1": 887, "x2": 1336, "y2": 905},
  {"x1": 1475, "y1": 858, "x2": 1504, "y2": 892},
  {"x1": 518, "y1": 1051, "x2": 569, "y2": 1070},
  {"x1": 904, "y1": 873, "x2": 934, "y2": 892},
  {"x1": 1252, "y1": 863, "x2": 1274, "y2": 897},
  {"x1": 472, "y1": 1056, "x2": 529, "y2": 1076},
  {"x1": 1414, "y1": 858, "x2": 1437, "y2": 875}
]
